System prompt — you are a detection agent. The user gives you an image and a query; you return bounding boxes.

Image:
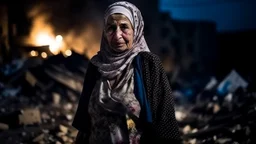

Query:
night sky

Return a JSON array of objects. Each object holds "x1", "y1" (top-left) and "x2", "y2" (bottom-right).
[
  {"x1": 160, "y1": 0, "x2": 256, "y2": 32},
  {"x1": 10, "y1": 0, "x2": 256, "y2": 33}
]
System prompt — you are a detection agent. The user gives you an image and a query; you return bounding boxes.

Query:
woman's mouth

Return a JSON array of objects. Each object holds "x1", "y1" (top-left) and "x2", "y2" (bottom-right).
[{"x1": 113, "y1": 42, "x2": 125, "y2": 47}]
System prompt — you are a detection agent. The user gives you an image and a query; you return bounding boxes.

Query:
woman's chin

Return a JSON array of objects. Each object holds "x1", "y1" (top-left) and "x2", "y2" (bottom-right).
[{"x1": 111, "y1": 46, "x2": 128, "y2": 53}]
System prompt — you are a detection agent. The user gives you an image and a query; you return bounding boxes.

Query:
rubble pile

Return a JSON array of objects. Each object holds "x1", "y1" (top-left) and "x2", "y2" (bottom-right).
[
  {"x1": 1, "y1": 50, "x2": 256, "y2": 144},
  {"x1": 174, "y1": 70, "x2": 256, "y2": 144},
  {"x1": 0, "y1": 50, "x2": 88, "y2": 144}
]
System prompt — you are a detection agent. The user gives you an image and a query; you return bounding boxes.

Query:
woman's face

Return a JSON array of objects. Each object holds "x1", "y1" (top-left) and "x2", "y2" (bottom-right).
[{"x1": 105, "y1": 14, "x2": 134, "y2": 53}]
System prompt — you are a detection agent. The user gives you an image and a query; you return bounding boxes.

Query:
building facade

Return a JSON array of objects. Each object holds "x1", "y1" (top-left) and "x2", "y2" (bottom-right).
[{"x1": 156, "y1": 12, "x2": 217, "y2": 76}]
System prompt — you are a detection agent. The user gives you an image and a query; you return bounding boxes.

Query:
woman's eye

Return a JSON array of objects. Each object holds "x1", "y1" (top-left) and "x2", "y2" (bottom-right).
[
  {"x1": 108, "y1": 26, "x2": 114, "y2": 31},
  {"x1": 120, "y1": 24, "x2": 128, "y2": 29},
  {"x1": 106, "y1": 26, "x2": 116, "y2": 33}
]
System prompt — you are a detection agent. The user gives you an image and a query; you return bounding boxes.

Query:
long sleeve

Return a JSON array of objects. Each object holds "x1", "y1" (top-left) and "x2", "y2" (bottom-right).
[
  {"x1": 72, "y1": 62, "x2": 99, "y2": 135},
  {"x1": 140, "y1": 52, "x2": 181, "y2": 143},
  {"x1": 75, "y1": 131, "x2": 89, "y2": 144}
]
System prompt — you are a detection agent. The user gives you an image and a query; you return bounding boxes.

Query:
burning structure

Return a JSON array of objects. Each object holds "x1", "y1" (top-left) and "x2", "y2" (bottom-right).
[{"x1": 1, "y1": 0, "x2": 103, "y2": 62}]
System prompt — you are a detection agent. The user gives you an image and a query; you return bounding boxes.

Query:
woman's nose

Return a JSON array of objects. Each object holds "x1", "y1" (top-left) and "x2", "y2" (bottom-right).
[{"x1": 113, "y1": 27, "x2": 122, "y2": 40}]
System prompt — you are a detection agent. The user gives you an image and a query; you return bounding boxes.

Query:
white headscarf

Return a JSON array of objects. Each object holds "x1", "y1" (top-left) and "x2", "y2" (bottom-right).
[{"x1": 91, "y1": 1, "x2": 150, "y2": 80}]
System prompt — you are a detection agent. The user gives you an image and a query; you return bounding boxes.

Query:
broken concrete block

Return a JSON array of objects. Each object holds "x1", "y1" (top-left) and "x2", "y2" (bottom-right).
[
  {"x1": 42, "y1": 129, "x2": 49, "y2": 134},
  {"x1": 52, "y1": 93, "x2": 61, "y2": 105},
  {"x1": 25, "y1": 71, "x2": 37, "y2": 87},
  {"x1": 32, "y1": 133, "x2": 45, "y2": 143},
  {"x1": 189, "y1": 139, "x2": 197, "y2": 144},
  {"x1": 67, "y1": 138, "x2": 74, "y2": 143},
  {"x1": 213, "y1": 104, "x2": 220, "y2": 113},
  {"x1": 55, "y1": 141, "x2": 62, "y2": 144},
  {"x1": 217, "y1": 70, "x2": 248, "y2": 95},
  {"x1": 0, "y1": 122, "x2": 9, "y2": 130},
  {"x1": 183, "y1": 125, "x2": 192, "y2": 134},
  {"x1": 19, "y1": 108, "x2": 41, "y2": 125},
  {"x1": 216, "y1": 138, "x2": 232, "y2": 144},
  {"x1": 41, "y1": 113, "x2": 50, "y2": 120},
  {"x1": 61, "y1": 135, "x2": 69, "y2": 142},
  {"x1": 191, "y1": 128, "x2": 198, "y2": 133},
  {"x1": 59, "y1": 124, "x2": 68, "y2": 134},
  {"x1": 65, "y1": 114, "x2": 73, "y2": 121},
  {"x1": 175, "y1": 111, "x2": 186, "y2": 122},
  {"x1": 63, "y1": 103, "x2": 73, "y2": 111},
  {"x1": 56, "y1": 132, "x2": 66, "y2": 138},
  {"x1": 70, "y1": 130, "x2": 78, "y2": 138}
]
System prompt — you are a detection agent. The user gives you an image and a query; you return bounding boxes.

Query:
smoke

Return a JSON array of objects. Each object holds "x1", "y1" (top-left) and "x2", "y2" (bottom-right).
[{"x1": 25, "y1": 0, "x2": 105, "y2": 58}]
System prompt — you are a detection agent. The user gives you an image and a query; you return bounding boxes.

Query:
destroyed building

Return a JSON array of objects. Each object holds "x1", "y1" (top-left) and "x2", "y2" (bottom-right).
[{"x1": 1, "y1": 0, "x2": 256, "y2": 144}]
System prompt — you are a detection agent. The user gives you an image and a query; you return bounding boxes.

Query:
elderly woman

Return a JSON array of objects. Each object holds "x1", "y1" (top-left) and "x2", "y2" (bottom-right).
[{"x1": 72, "y1": 1, "x2": 181, "y2": 144}]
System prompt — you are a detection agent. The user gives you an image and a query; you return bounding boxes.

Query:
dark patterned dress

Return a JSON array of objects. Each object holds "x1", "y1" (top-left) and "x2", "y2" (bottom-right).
[
  {"x1": 72, "y1": 52, "x2": 181, "y2": 144},
  {"x1": 88, "y1": 69, "x2": 142, "y2": 144}
]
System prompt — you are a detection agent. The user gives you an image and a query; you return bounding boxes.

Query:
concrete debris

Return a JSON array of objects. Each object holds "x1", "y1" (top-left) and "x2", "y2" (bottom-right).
[
  {"x1": 0, "y1": 51, "x2": 88, "y2": 143},
  {"x1": 19, "y1": 108, "x2": 42, "y2": 125},
  {"x1": 32, "y1": 133, "x2": 45, "y2": 143},
  {"x1": 52, "y1": 93, "x2": 61, "y2": 105},
  {"x1": 59, "y1": 124, "x2": 68, "y2": 134},
  {"x1": 0, "y1": 123, "x2": 9, "y2": 130},
  {"x1": 1, "y1": 51, "x2": 256, "y2": 143}
]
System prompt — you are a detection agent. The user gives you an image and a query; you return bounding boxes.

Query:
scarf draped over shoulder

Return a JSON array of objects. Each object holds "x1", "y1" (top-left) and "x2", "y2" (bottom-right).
[{"x1": 91, "y1": 1, "x2": 150, "y2": 80}]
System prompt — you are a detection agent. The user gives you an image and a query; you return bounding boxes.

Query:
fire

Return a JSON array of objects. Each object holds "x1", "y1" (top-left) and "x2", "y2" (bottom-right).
[
  {"x1": 34, "y1": 32, "x2": 64, "y2": 55},
  {"x1": 49, "y1": 35, "x2": 63, "y2": 55},
  {"x1": 26, "y1": 12, "x2": 64, "y2": 55},
  {"x1": 56, "y1": 35, "x2": 63, "y2": 42},
  {"x1": 26, "y1": 5, "x2": 102, "y2": 58},
  {"x1": 64, "y1": 24, "x2": 101, "y2": 59},
  {"x1": 35, "y1": 32, "x2": 53, "y2": 46}
]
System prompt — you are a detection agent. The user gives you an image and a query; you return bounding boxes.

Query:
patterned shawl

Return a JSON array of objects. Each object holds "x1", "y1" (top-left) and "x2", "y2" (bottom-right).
[{"x1": 90, "y1": 1, "x2": 150, "y2": 80}]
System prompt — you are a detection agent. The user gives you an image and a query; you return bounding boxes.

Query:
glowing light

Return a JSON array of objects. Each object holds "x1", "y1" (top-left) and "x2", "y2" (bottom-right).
[
  {"x1": 30, "y1": 28, "x2": 63, "y2": 55},
  {"x1": 49, "y1": 35, "x2": 63, "y2": 55},
  {"x1": 34, "y1": 32, "x2": 61, "y2": 55},
  {"x1": 26, "y1": 13, "x2": 101, "y2": 58},
  {"x1": 56, "y1": 35, "x2": 63, "y2": 42},
  {"x1": 41, "y1": 52, "x2": 47, "y2": 58},
  {"x1": 48, "y1": 35, "x2": 63, "y2": 55},
  {"x1": 49, "y1": 43, "x2": 60, "y2": 55},
  {"x1": 30, "y1": 50, "x2": 38, "y2": 57},
  {"x1": 64, "y1": 49, "x2": 72, "y2": 56},
  {"x1": 35, "y1": 33, "x2": 53, "y2": 45},
  {"x1": 33, "y1": 33, "x2": 63, "y2": 55}
]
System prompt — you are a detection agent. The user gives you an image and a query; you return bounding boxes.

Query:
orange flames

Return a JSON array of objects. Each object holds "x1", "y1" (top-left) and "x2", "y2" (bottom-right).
[
  {"x1": 26, "y1": 13, "x2": 65, "y2": 55},
  {"x1": 26, "y1": 5, "x2": 101, "y2": 59},
  {"x1": 64, "y1": 25, "x2": 101, "y2": 59}
]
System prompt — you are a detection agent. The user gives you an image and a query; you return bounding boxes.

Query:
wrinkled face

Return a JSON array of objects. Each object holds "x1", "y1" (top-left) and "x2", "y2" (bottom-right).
[{"x1": 105, "y1": 14, "x2": 134, "y2": 53}]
